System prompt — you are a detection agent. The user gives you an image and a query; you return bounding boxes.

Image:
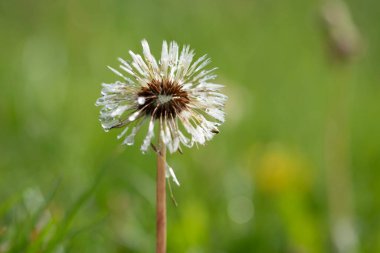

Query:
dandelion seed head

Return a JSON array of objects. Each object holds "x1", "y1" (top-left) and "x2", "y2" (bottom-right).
[{"x1": 96, "y1": 39, "x2": 227, "y2": 153}]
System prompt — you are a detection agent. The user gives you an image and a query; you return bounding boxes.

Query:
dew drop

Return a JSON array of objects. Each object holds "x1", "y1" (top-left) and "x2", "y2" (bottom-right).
[{"x1": 137, "y1": 97, "x2": 146, "y2": 105}]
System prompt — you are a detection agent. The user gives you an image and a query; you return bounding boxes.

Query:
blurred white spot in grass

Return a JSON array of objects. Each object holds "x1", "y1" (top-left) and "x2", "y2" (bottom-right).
[
  {"x1": 23, "y1": 187, "x2": 53, "y2": 232},
  {"x1": 333, "y1": 218, "x2": 358, "y2": 253},
  {"x1": 227, "y1": 196, "x2": 254, "y2": 224},
  {"x1": 23, "y1": 187, "x2": 45, "y2": 215}
]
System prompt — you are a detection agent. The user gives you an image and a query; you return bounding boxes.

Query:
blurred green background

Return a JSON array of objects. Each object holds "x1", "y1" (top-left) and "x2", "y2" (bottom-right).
[{"x1": 1, "y1": 0, "x2": 380, "y2": 252}]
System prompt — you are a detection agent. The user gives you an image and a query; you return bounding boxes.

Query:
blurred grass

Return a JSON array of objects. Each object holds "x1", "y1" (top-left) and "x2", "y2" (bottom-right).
[{"x1": 1, "y1": 0, "x2": 380, "y2": 252}]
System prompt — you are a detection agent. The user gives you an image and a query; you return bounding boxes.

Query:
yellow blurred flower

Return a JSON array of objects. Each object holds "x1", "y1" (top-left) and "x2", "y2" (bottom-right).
[{"x1": 254, "y1": 144, "x2": 313, "y2": 194}]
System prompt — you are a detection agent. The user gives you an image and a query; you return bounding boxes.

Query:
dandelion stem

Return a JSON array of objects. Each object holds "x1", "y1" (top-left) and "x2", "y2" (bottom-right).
[{"x1": 156, "y1": 131, "x2": 166, "y2": 253}]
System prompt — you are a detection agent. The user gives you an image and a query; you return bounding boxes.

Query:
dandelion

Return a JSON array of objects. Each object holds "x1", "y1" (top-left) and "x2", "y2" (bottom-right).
[{"x1": 96, "y1": 40, "x2": 226, "y2": 253}]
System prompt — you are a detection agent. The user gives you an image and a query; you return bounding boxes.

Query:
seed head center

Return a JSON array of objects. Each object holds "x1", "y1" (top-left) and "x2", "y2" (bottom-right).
[
  {"x1": 137, "y1": 79, "x2": 189, "y2": 119},
  {"x1": 157, "y1": 94, "x2": 173, "y2": 105}
]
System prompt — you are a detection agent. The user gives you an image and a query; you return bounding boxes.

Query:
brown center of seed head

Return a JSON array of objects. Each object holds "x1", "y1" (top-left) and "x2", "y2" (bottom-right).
[{"x1": 137, "y1": 79, "x2": 190, "y2": 119}]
